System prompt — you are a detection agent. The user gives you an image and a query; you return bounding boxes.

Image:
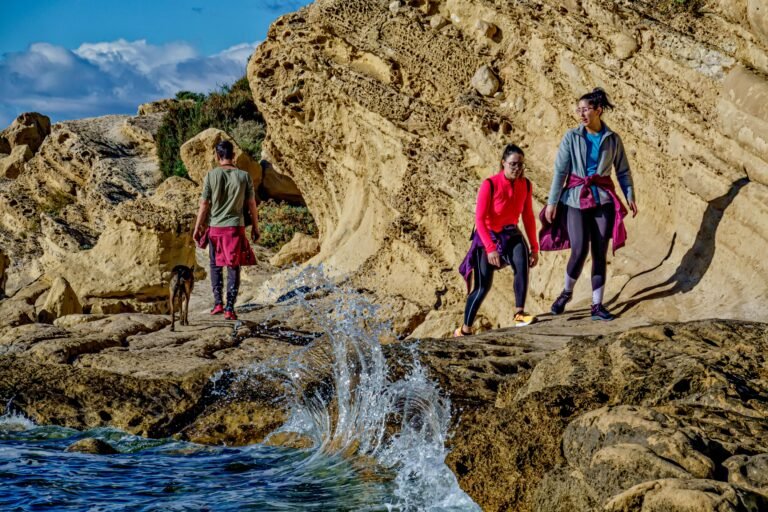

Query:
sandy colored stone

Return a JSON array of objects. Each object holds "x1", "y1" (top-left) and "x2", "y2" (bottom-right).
[
  {"x1": 471, "y1": 65, "x2": 500, "y2": 96},
  {"x1": 37, "y1": 276, "x2": 82, "y2": 323},
  {"x1": 0, "y1": 144, "x2": 33, "y2": 179},
  {"x1": 180, "y1": 127, "x2": 262, "y2": 187},
  {"x1": 475, "y1": 20, "x2": 497, "y2": 39},
  {"x1": 604, "y1": 478, "x2": 768, "y2": 512},
  {"x1": 248, "y1": 0, "x2": 768, "y2": 338},
  {"x1": 610, "y1": 32, "x2": 639, "y2": 59},
  {"x1": 269, "y1": 232, "x2": 320, "y2": 267},
  {"x1": 137, "y1": 98, "x2": 193, "y2": 116},
  {"x1": 430, "y1": 14, "x2": 448, "y2": 29},
  {"x1": 40, "y1": 198, "x2": 196, "y2": 312},
  {"x1": 1, "y1": 112, "x2": 50, "y2": 153},
  {"x1": 260, "y1": 159, "x2": 304, "y2": 204}
]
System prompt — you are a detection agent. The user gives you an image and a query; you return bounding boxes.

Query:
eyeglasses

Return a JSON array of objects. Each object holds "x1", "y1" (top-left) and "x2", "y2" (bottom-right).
[
  {"x1": 574, "y1": 107, "x2": 596, "y2": 115},
  {"x1": 503, "y1": 161, "x2": 526, "y2": 170}
]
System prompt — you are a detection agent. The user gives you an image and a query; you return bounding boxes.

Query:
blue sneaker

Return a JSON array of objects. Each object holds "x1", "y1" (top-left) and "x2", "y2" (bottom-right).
[
  {"x1": 591, "y1": 303, "x2": 615, "y2": 321},
  {"x1": 551, "y1": 290, "x2": 572, "y2": 315}
]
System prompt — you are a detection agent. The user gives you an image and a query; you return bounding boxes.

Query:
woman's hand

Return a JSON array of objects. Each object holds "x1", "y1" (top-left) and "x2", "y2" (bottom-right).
[
  {"x1": 628, "y1": 201, "x2": 638, "y2": 217},
  {"x1": 529, "y1": 251, "x2": 539, "y2": 268},
  {"x1": 545, "y1": 204, "x2": 557, "y2": 223},
  {"x1": 487, "y1": 251, "x2": 502, "y2": 267}
]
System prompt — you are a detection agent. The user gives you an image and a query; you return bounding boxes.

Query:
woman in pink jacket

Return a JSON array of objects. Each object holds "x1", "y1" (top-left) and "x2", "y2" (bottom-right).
[{"x1": 456, "y1": 144, "x2": 539, "y2": 336}]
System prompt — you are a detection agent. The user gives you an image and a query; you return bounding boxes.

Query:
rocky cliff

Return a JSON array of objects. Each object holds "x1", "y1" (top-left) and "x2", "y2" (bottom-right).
[{"x1": 249, "y1": 0, "x2": 768, "y2": 336}]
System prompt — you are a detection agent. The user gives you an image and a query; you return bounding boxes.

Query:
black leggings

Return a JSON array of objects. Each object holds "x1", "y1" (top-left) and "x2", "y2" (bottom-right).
[
  {"x1": 209, "y1": 243, "x2": 241, "y2": 310},
  {"x1": 463, "y1": 236, "x2": 529, "y2": 327},
  {"x1": 565, "y1": 203, "x2": 614, "y2": 291}
]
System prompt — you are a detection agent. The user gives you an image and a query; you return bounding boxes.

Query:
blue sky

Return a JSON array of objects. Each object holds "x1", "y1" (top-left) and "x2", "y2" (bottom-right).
[{"x1": 0, "y1": 0, "x2": 311, "y2": 126}]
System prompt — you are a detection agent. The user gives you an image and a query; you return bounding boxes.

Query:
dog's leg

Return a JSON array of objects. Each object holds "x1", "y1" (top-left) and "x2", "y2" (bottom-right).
[{"x1": 169, "y1": 294, "x2": 176, "y2": 332}]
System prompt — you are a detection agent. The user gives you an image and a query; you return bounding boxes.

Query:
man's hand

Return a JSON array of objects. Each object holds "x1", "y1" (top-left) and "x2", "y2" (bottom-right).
[
  {"x1": 529, "y1": 251, "x2": 539, "y2": 268},
  {"x1": 545, "y1": 204, "x2": 557, "y2": 223},
  {"x1": 487, "y1": 250, "x2": 501, "y2": 267},
  {"x1": 251, "y1": 226, "x2": 260, "y2": 242}
]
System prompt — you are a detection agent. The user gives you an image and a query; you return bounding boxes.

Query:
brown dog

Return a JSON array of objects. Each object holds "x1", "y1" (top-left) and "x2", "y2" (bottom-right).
[{"x1": 169, "y1": 265, "x2": 194, "y2": 331}]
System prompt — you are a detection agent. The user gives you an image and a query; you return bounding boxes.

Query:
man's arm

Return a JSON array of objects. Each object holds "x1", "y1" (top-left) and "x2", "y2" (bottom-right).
[
  {"x1": 246, "y1": 197, "x2": 260, "y2": 241},
  {"x1": 193, "y1": 199, "x2": 211, "y2": 241}
]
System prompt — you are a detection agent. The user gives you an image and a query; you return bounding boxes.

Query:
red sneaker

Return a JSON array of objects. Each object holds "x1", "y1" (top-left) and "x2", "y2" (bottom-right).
[
  {"x1": 224, "y1": 309, "x2": 237, "y2": 321},
  {"x1": 210, "y1": 304, "x2": 224, "y2": 315}
]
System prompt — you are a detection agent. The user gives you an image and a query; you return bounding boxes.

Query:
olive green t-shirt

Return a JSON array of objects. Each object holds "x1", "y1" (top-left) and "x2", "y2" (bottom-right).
[{"x1": 201, "y1": 167, "x2": 255, "y2": 227}]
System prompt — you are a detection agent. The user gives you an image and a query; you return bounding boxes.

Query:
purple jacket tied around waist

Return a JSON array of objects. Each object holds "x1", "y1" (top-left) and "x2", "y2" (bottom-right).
[
  {"x1": 538, "y1": 174, "x2": 628, "y2": 253},
  {"x1": 459, "y1": 225, "x2": 523, "y2": 293}
]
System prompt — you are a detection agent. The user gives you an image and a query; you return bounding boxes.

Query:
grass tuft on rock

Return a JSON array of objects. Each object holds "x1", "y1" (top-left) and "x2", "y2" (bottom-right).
[
  {"x1": 257, "y1": 200, "x2": 317, "y2": 249},
  {"x1": 157, "y1": 76, "x2": 265, "y2": 179}
]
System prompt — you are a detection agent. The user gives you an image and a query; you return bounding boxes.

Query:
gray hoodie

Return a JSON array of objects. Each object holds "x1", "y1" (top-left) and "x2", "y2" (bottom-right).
[{"x1": 547, "y1": 123, "x2": 635, "y2": 208}]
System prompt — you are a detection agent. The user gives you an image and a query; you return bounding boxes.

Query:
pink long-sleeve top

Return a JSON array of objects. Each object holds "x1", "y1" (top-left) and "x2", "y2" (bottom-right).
[{"x1": 475, "y1": 172, "x2": 539, "y2": 254}]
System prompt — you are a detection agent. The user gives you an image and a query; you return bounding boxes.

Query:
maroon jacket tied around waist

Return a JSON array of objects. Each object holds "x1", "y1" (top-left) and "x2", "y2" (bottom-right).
[{"x1": 538, "y1": 174, "x2": 628, "y2": 254}]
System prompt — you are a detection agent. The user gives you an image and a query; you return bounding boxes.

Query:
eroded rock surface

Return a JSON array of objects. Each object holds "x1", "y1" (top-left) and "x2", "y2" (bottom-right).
[{"x1": 249, "y1": 0, "x2": 768, "y2": 336}]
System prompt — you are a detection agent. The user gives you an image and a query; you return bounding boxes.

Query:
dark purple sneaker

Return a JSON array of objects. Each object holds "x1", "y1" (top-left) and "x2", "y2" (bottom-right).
[
  {"x1": 550, "y1": 290, "x2": 572, "y2": 315},
  {"x1": 591, "y1": 303, "x2": 615, "y2": 321}
]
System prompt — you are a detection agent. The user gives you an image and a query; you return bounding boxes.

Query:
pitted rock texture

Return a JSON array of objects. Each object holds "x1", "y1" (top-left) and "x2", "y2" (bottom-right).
[
  {"x1": 0, "y1": 113, "x2": 194, "y2": 319},
  {"x1": 249, "y1": 0, "x2": 768, "y2": 336},
  {"x1": 435, "y1": 320, "x2": 768, "y2": 511}
]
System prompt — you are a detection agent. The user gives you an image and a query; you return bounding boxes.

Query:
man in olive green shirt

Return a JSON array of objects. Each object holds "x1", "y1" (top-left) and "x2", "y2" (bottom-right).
[{"x1": 193, "y1": 140, "x2": 260, "y2": 320}]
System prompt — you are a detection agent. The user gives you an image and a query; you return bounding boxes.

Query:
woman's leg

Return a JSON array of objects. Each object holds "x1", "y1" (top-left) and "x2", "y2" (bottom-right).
[
  {"x1": 504, "y1": 237, "x2": 530, "y2": 311},
  {"x1": 589, "y1": 203, "x2": 615, "y2": 305},
  {"x1": 565, "y1": 206, "x2": 591, "y2": 288},
  {"x1": 463, "y1": 249, "x2": 495, "y2": 329}
]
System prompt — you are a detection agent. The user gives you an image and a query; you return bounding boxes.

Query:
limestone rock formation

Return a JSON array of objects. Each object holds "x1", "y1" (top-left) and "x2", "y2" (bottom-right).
[
  {"x1": 249, "y1": 0, "x2": 768, "y2": 336},
  {"x1": 40, "y1": 198, "x2": 196, "y2": 314},
  {"x1": 180, "y1": 128, "x2": 262, "y2": 187},
  {"x1": 0, "y1": 114, "x2": 173, "y2": 314},
  {"x1": 0, "y1": 112, "x2": 51, "y2": 153},
  {"x1": 269, "y1": 232, "x2": 320, "y2": 267},
  {"x1": 259, "y1": 159, "x2": 304, "y2": 204},
  {"x1": 36, "y1": 276, "x2": 83, "y2": 324},
  {"x1": 0, "y1": 145, "x2": 33, "y2": 179}
]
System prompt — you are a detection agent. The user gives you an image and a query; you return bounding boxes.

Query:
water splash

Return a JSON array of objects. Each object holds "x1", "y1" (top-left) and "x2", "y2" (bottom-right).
[
  {"x1": 237, "y1": 266, "x2": 479, "y2": 511},
  {"x1": 0, "y1": 411, "x2": 35, "y2": 433}
]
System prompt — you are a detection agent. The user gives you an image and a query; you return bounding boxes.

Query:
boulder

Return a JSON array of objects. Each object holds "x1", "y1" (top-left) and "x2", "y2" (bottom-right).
[
  {"x1": 65, "y1": 438, "x2": 119, "y2": 455},
  {"x1": 180, "y1": 128, "x2": 262, "y2": 188},
  {"x1": 269, "y1": 232, "x2": 320, "y2": 267},
  {"x1": 0, "y1": 144, "x2": 33, "y2": 179},
  {"x1": 137, "y1": 98, "x2": 193, "y2": 116},
  {"x1": 1, "y1": 112, "x2": 51, "y2": 153},
  {"x1": 36, "y1": 277, "x2": 83, "y2": 324},
  {"x1": 260, "y1": 160, "x2": 304, "y2": 204},
  {"x1": 40, "y1": 198, "x2": 196, "y2": 313},
  {"x1": 471, "y1": 65, "x2": 500, "y2": 96}
]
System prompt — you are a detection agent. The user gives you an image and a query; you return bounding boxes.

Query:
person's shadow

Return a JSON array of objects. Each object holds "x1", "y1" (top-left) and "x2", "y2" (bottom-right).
[{"x1": 607, "y1": 176, "x2": 749, "y2": 315}]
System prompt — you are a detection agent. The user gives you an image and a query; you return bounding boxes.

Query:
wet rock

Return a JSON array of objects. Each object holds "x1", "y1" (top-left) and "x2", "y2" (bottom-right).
[{"x1": 65, "y1": 438, "x2": 119, "y2": 455}]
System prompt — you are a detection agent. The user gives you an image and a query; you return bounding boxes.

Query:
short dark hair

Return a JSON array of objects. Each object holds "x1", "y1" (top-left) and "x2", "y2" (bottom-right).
[
  {"x1": 215, "y1": 140, "x2": 235, "y2": 160},
  {"x1": 501, "y1": 143, "x2": 524, "y2": 162},
  {"x1": 579, "y1": 87, "x2": 615, "y2": 110}
]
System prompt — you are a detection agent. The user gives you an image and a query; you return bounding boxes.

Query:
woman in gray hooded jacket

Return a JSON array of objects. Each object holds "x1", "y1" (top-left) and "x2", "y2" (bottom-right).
[{"x1": 543, "y1": 88, "x2": 638, "y2": 320}]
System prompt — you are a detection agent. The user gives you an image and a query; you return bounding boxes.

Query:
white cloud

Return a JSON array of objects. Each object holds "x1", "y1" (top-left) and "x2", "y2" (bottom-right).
[{"x1": 0, "y1": 39, "x2": 260, "y2": 127}]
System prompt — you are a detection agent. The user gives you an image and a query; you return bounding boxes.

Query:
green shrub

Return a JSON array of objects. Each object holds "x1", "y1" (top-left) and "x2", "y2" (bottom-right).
[
  {"x1": 257, "y1": 199, "x2": 317, "y2": 249},
  {"x1": 157, "y1": 76, "x2": 263, "y2": 179}
]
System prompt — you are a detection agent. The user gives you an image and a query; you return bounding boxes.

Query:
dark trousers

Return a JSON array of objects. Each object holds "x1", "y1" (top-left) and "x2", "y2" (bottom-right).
[
  {"x1": 463, "y1": 236, "x2": 529, "y2": 327},
  {"x1": 565, "y1": 203, "x2": 614, "y2": 292},
  {"x1": 209, "y1": 243, "x2": 241, "y2": 310}
]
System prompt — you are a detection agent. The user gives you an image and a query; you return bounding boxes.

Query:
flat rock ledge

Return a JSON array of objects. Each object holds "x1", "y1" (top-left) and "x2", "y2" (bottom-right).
[{"x1": 0, "y1": 313, "x2": 766, "y2": 511}]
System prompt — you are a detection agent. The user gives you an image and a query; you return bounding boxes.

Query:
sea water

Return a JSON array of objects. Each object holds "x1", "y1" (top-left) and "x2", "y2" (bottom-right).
[{"x1": 0, "y1": 268, "x2": 480, "y2": 511}]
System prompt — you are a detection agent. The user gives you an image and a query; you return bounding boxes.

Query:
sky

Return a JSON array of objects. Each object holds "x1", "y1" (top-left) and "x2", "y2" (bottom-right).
[{"x1": 0, "y1": 0, "x2": 312, "y2": 126}]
